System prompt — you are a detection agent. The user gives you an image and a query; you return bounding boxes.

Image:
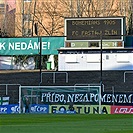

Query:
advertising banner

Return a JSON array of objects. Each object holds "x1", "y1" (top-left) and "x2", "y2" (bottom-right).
[
  {"x1": 0, "y1": 105, "x2": 8, "y2": 114},
  {"x1": 41, "y1": 92, "x2": 133, "y2": 105},
  {"x1": 50, "y1": 105, "x2": 111, "y2": 114},
  {"x1": 101, "y1": 92, "x2": 133, "y2": 105},
  {"x1": 30, "y1": 104, "x2": 49, "y2": 114},
  {"x1": 0, "y1": 37, "x2": 64, "y2": 55},
  {"x1": 0, "y1": 104, "x2": 19, "y2": 114},
  {"x1": 41, "y1": 91, "x2": 100, "y2": 105},
  {"x1": 111, "y1": 105, "x2": 133, "y2": 114},
  {"x1": 0, "y1": 104, "x2": 49, "y2": 114},
  {"x1": 0, "y1": 97, "x2": 9, "y2": 105},
  {"x1": 0, "y1": 104, "x2": 111, "y2": 114}
]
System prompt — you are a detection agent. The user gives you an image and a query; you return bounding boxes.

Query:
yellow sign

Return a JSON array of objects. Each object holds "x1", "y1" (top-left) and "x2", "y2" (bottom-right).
[{"x1": 49, "y1": 105, "x2": 111, "y2": 114}]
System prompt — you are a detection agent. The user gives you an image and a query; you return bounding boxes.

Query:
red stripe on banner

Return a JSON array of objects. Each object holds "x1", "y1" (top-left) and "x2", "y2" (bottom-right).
[{"x1": 111, "y1": 105, "x2": 133, "y2": 114}]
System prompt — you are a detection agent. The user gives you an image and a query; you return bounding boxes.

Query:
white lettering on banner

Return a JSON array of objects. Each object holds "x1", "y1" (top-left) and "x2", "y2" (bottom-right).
[
  {"x1": 20, "y1": 42, "x2": 27, "y2": 50},
  {"x1": 102, "y1": 94, "x2": 133, "y2": 104},
  {"x1": 11, "y1": 106, "x2": 19, "y2": 113},
  {"x1": 119, "y1": 94, "x2": 123, "y2": 103},
  {"x1": 42, "y1": 42, "x2": 50, "y2": 49},
  {"x1": 15, "y1": 42, "x2": 21, "y2": 50},
  {"x1": 123, "y1": 95, "x2": 129, "y2": 103},
  {"x1": 41, "y1": 92, "x2": 100, "y2": 103},
  {"x1": 67, "y1": 94, "x2": 74, "y2": 102},
  {"x1": 42, "y1": 42, "x2": 47, "y2": 49},
  {"x1": 27, "y1": 41, "x2": 33, "y2": 49},
  {"x1": 111, "y1": 94, "x2": 118, "y2": 103},
  {"x1": 41, "y1": 92, "x2": 65, "y2": 103},
  {"x1": 0, "y1": 107, "x2": 7, "y2": 112},
  {"x1": 9, "y1": 42, "x2": 14, "y2": 50},
  {"x1": 31, "y1": 105, "x2": 47, "y2": 112},
  {"x1": 114, "y1": 108, "x2": 133, "y2": 114},
  {"x1": 95, "y1": 94, "x2": 99, "y2": 102},
  {"x1": 8, "y1": 41, "x2": 51, "y2": 50},
  {"x1": 33, "y1": 42, "x2": 39, "y2": 49},
  {"x1": 107, "y1": 94, "x2": 111, "y2": 102},
  {"x1": 0, "y1": 42, "x2": 5, "y2": 50},
  {"x1": 90, "y1": 93, "x2": 95, "y2": 102},
  {"x1": 41, "y1": 92, "x2": 133, "y2": 104}
]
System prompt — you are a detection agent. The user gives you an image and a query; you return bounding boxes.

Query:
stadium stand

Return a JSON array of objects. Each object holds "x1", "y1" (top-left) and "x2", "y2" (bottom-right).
[{"x1": 0, "y1": 70, "x2": 133, "y2": 104}]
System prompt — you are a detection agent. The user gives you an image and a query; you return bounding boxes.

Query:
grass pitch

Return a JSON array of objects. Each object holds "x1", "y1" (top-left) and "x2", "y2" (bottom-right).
[{"x1": 0, "y1": 114, "x2": 133, "y2": 133}]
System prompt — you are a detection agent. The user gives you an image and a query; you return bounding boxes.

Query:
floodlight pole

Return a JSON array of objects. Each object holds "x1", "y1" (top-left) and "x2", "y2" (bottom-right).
[
  {"x1": 100, "y1": 35, "x2": 103, "y2": 114},
  {"x1": 34, "y1": 23, "x2": 42, "y2": 85},
  {"x1": 39, "y1": 37, "x2": 42, "y2": 84},
  {"x1": 100, "y1": 35, "x2": 103, "y2": 85}
]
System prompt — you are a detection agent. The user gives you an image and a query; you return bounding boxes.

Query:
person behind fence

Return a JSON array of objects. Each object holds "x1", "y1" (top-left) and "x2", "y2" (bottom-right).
[
  {"x1": 68, "y1": 104, "x2": 74, "y2": 111},
  {"x1": 21, "y1": 97, "x2": 25, "y2": 113},
  {"x1": 23, "y1": 96, "x2": 30, "y2": 113}
]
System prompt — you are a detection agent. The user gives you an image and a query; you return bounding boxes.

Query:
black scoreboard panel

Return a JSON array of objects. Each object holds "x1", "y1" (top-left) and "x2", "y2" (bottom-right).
[{"x1": 65, "y1": 18, "x2": 124, "y2": 41}]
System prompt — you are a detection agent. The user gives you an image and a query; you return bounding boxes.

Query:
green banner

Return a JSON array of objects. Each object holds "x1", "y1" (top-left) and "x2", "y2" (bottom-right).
[
  {"x1": 0, "y1": 97, "x2": 9, "y2": 105},
  {"x1": 0, "y1": 37, "x2": 64, "y2": 55}
]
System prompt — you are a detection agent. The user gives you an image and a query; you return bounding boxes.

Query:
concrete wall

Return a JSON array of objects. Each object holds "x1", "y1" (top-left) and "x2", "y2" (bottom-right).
[{"x1": 58, "y1": 49, "x2": 133, "y2": 71}]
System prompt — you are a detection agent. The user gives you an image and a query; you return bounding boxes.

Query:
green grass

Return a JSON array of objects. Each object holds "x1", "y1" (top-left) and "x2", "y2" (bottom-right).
[{"x1": 0, "y1": 114, "x2": 133, "y2": 133}]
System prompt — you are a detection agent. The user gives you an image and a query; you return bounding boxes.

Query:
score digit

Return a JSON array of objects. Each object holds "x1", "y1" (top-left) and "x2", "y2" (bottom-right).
[{"x1": 104, "y1": 20, "x2": 116, "y2": 25}]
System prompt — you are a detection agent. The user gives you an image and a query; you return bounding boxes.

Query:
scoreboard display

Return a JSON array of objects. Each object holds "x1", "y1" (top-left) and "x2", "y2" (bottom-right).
[{"x1": 65, "y1": 17, "x2": 125, "y2": 41}]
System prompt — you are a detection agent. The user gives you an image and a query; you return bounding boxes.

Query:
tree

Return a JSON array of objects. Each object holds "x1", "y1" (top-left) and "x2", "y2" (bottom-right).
[
  {"x1": 59, "y1": 0, "x2": 130, "y2": 18},
  {"x1": 14, "y1": 0, "x2": 131, "y2": 37}
]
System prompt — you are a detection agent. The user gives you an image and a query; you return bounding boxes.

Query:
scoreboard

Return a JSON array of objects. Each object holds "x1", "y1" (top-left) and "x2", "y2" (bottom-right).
[{"x1": 65, "y1": 17, "x2": 125, "y2": 41}]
